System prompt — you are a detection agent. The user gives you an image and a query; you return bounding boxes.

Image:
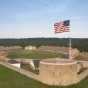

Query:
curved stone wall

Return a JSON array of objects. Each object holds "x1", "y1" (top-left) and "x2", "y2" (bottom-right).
[{"x1": 39, "y1": 59, "x2": 78, "y2": 86}]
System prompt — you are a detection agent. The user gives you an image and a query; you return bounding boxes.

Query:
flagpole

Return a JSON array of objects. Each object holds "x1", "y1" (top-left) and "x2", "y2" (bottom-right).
[
  {"x1": 69, "y1": 37, "x2": 72, "y2": 59},
  {"x1": 68, "y1": 20, "x2": 72, "y2": 60},
  {"x1": 54, "y1": 20, "x2": 71, "y2": 59}
]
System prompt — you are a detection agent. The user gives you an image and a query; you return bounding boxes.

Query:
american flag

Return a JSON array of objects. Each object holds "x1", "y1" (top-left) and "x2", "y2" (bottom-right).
[{"x1": 54, "y1": 20, "x2": 70, "y2": 33}]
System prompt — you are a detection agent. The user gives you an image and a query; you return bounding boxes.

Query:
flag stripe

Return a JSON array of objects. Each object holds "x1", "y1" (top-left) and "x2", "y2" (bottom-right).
[{"x1": 54, "y1": 20, "x2": 70, "y2": 33}]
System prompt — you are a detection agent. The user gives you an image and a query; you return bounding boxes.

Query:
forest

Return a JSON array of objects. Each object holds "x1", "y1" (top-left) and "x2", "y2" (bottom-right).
[{"x1": 0, "y1": 38, "x2": 88, "y2": 52}]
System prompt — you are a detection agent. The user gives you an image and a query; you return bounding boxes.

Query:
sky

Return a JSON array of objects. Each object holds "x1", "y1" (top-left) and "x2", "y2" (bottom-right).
[{"x1": 0, "y1": 0, "x2": 88, "y2": 38}]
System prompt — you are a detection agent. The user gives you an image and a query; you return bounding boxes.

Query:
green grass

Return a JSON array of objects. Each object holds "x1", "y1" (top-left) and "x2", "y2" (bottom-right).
[
  {"x1": 7, "y1": 50, "x2": 65, "y2": 59},
  {"x1": 0, "y1": 65, "x2": 88, "y2": 88}
]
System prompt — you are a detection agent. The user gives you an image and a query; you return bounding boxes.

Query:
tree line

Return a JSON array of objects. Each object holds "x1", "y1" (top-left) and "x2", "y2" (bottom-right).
[{"x1": 0, "y1": 38, "x2": 88, "y2": 52}]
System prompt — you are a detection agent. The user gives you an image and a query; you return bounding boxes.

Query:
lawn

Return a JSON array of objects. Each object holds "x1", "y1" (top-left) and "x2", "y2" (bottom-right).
[
  {"x1": 0, "y1": 64, "x2": 88, "y2": 88},
  {"x1": 7, "y1": 50, "x2": 65, "y2": 59}
]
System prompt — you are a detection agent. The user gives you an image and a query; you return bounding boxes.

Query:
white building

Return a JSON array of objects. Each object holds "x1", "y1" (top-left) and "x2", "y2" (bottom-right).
[{"x1": 25, "y1": 45, "x2": 37, "y2": 50}]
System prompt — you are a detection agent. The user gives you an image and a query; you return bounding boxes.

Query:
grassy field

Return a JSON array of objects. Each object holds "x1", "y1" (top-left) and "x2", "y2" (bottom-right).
[
  {"x1": 0, "y1": 64, "x2": 88, "y2": 88},
  {"x1": 7, "y1": 50, "x2": 65, "y2": 59}
]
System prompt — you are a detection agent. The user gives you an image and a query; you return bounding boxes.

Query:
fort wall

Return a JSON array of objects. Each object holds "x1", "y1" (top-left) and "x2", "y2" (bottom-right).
[{"x1": 39, "y1": 59, "x2": 79, "y2": 85}]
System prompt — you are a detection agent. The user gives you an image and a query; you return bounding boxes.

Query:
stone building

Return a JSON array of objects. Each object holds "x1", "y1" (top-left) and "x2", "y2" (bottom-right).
[
  {"x1": 0, "y1": 51, "x2": 7, "y2": 60},
  {"x1": 25, "y1": 45, "x2": 37, "y2": 50},
  {"x1": 39, "y1": 59, "x2": 81, "y2": 86},
  {"x1": 71, "y1": 48, "x2": 80, "y2": 59}
]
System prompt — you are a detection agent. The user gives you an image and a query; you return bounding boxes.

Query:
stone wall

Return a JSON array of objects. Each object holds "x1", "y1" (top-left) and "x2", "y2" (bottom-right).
[
  {"x1": 1, "y1": 58, "x2": 88, "y2": 86},
  {"x1": 38, "y1": 46, "x2": 80, "y2": 59},
  {"x1": 38, "y1": 46, "x2": 68, "y2": 54},
  {"x1": 71, "y1": 48, "x2": 80, "y2": 59},
  {"x1": 78, "y1": 61, "x2": 88, "y2": 68},
  {"x1": 0, "y1": 51, "x2": 7, "y2": 60},
  {"x1": 39, "y1": 59, "x2": 79, "y2": 86}
]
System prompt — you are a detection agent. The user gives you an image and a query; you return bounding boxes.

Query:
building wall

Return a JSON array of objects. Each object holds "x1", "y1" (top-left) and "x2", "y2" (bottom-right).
[
  {"x1": 78, "y1": 61, "x2": 88, "y2": 68},
  {"x1": 39, "y1": 60, "x2": 79, "y2": 85},
  {"x1": 0, "y1": 51, "x2": 7, "y2": 60}
]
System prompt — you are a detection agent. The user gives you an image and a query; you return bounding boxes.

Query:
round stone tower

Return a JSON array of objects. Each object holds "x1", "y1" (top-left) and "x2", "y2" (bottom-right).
[{"x1": 39, "y1": 59, "x2": 78, "y2": 86}]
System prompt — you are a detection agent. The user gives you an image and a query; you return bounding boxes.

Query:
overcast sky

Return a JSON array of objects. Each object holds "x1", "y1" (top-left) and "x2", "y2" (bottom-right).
[{"x1": 0, "y1": 0, "x2": 88, "y2": 38}]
